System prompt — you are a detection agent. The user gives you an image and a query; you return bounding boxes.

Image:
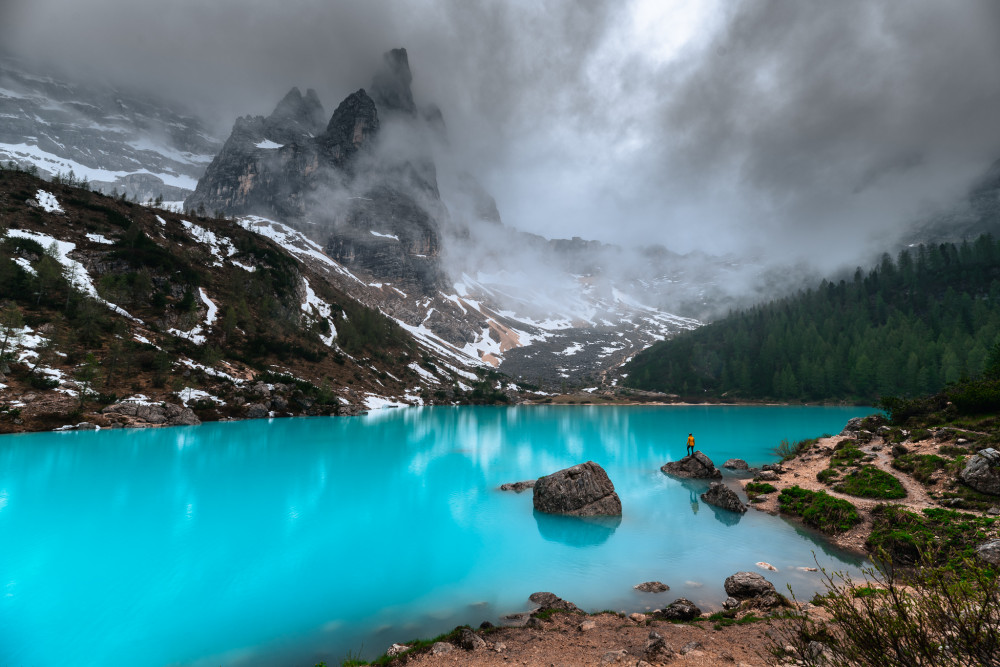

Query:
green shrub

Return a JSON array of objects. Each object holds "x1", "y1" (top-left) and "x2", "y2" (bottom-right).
[
  {"x1": 891, "y1": 454, "x2": 946, "y2": 485},
  {"x1": 778, "y1": 486, "x2": 861, "y2": 535},
  {"x1": 816, "y1": 467, "x2": 840, "y2": 484},
  {"x1": 867, "y1": 505, "x2": 997, "y2": 566},
  {"x1": 773, "y1": 437, "x2": 822, "y2": 462},
  {"x1": 833, "y1": 465, "x2": 906, "y2": 499},
  {"x1": 745, "y1": 482, "x2": 778, "y2": 495},
  {"x1": 947, "y1": 376, "x2": 1000, "y2": 415},
  {"x1": 831, "y1": 441, "x2": 865, "y2": 467},
  {"x1": 773, "y1": 552, "x2": 1000, "y2": 667}
]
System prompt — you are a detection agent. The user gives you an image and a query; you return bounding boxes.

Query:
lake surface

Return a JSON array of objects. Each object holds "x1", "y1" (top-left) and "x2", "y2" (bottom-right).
[{"x1": 0, "y1": 405, "x2": 871, "y2": 666}]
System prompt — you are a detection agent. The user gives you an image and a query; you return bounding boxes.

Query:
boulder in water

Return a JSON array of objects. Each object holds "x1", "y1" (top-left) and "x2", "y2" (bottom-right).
[
  {"x1": 532, "y1": 461, "x2": 622, "y2": 516},
  {"x1": 661, "y1": 451, "x2": 722, "y2": 479},
  {"x1": 700, "y1": 482, "x2": 748, "y2": 513}
]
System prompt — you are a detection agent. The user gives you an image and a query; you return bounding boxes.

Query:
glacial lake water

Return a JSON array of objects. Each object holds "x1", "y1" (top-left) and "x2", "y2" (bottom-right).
[{"x1": 0, "y1": 405, "x2": 872, "y2": 666}]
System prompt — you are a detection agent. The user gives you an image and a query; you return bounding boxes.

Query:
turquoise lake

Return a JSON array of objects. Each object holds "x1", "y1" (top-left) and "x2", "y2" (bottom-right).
[{"x1": 0, "y1": 405, "x2": 872, "y2": 666}]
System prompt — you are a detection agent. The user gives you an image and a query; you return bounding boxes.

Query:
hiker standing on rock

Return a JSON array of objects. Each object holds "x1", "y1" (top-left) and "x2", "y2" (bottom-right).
[{"x1": 686, "y1": 433, "x2": 696, "y2": 456}]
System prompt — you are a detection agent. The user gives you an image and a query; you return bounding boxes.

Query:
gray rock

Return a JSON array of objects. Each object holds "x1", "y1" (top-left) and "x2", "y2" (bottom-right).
[
  {"x1": 960, "y1": 448, "x2": 1000, "y2": 495},
  {"x1": 977, "y1": 539, "x2": 1000, "y2": 565},
  {"x1": 532, "y1": 461, "x2": 622, "y2": 516},
  {"x1": 634, "y1": 581, "x2": 669, "y2": 593},
  {"x1": 723, "y1": 458, "x2": 749, "y2": 470},
  {"x1": 660, "y1": 451, "x2": 722, "y2": 479},
  {"x1": 840, "y1": 417, "x2": 865, "y2": 435},
  {"x1": 754, "y1": 470, "x2": 780, "y2": 482},
  {"x1": 644, "y1": 631, "x2": 676, "y2": 663},
  {"x1": 723, "y1": 596, "x2": 740, "y2": 610},
  {"x1": 528, "y1": 591, "x2": 581, "y2": 613},
  {"x1": 761, "y1": 463, "x2": 783, "y2": 472},
  {"x1": 102, "y1": 401, "x2": 200, "y2": 426},
  {"x1": 681, "y1": 641, "x2": 703, "y2": 655},
  {"x1": 270, "y1": 395, "x2": 288, "y2": 412},
  {"x1": 386, "y1": 643, "x2": 409, "y2": 657},
  {"x1": 244, "y1": 403, "x2": 269, "y2": 420},
  {"x1": 601, "y1": 649, "x2": 629, "y2": 664},
  {"x1": 458, "y1": 628, "x2": 486, "y2": 651},
  {"x1": 525, "y1": 617, "x2": 544, "y2": 629},
  {"x1": 430, "y1": 642, "x2": 453, "y2": 655},
  {"x1": 499, "y1": 479, "x2": 535, "y2": 492},
  {"x1": 656, "y1": 598, "x2": 701, "y2": 621},
  {"x1": 700, "y1": 482, "x2": 748, "y2": 514},
  {"x1": 724, "y1": 571, "x2": 777, "y2": 599}
]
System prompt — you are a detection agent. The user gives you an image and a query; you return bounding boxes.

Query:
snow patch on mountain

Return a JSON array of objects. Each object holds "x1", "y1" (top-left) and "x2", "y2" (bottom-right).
[
  {"x1": 35, "y1": 190, "x2": 62, "y2": 213},
  {"x1": 180, "y1": 219, "x2": 237, "y2": 266},
  {"x1": 5, "y1": 228, "x2": 139, "y2": 321},
  {"x1": 300, "y1": 278, "x2": 337, "y2": 347}
]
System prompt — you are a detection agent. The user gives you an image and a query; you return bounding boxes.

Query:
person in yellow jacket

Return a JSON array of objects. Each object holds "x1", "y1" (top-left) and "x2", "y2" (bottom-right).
[{"x1": 686, "y1": 433, "x2": 695, "y2": 456}]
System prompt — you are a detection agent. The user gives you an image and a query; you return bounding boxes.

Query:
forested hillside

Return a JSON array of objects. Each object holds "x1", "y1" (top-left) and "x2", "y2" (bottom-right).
[{"x1": 625, "y1": 235, "x2": 1000, "y2": 401}]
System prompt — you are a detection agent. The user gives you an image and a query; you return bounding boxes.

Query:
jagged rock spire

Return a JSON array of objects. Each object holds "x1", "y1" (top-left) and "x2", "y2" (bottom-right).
[
  {"x1": 264, "y1": 87, "x2": 326, "y2": 143},
  {"x1": 319, "y1": 89, "x2": 379, "y2": 163},
  {"x1": 370, "y1": 48, "x2": 416, "y2": 115}
]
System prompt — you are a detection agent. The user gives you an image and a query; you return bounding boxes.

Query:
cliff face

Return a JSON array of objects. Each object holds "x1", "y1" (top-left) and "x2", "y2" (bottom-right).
[{"x1": 186, "y1": 48, "x2": 451, "y2": 293}]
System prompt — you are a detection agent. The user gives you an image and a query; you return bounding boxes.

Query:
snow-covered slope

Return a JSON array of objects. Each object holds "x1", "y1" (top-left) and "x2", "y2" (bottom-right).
[
  {"x1": 235, "y1": 216, "x2": 701, "y2": 389},
  {"x1": 0, "y1": 54, "x2": 219, "y2": 202}
]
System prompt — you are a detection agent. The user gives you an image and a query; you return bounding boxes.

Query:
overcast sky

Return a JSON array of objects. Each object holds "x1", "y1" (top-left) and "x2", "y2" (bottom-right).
[{"x1": 4, "y1": 0, "x2": 1000, "y2": 270}]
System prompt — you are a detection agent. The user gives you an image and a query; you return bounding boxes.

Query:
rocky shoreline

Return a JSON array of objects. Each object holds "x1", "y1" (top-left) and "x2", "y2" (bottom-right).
[{"x1": 358, "y1": 416, "x2": 1000, "y2": 666}]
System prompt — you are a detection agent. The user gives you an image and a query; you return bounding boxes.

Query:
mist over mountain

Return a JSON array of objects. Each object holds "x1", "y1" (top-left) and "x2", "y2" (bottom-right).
[{"x1": 5, "y1": 0, "x2": 1000, "y2": 281}]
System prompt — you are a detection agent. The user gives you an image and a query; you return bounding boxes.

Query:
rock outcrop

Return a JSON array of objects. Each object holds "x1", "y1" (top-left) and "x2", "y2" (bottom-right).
[
  {"x1": 700, "y1": 482, "x2": 748, "y2": 513},
  {"x1": 655, "y1": 598, "x2": 701, "y2": 621},
  {"x1": 102, "y1": 401, "x2": 200, "y2": 427},
  {"x1": 977, "y1": 539, "x2": 1000, "y2": 565},
  {"x1": 634, "y1": 581, "x2": 669, "y2": 593},
  {"x1": 528, "y1": 592, "x2": 581, "y2": 614},
  {"x1": 960, "y1": 448, "x2": 1000, "y2": 495},
  {"x1": 724, "y1": 571, "x2": 776, "y2": 599},
  {"x1": 660, "y1": 451, "x2": 722, "y2": 479},
  {"x1": 723, "y1": 458, "x2": 749, "y2": 470},
  {"x1": 499, "y1": 479, "x2": 536, "y2": 492},
  {"x1": 532, "y1": 461, "x2": 622, "y2": 516},
  {"x1": 644, "y1": 631, "x2": 677, "y2": 663}
]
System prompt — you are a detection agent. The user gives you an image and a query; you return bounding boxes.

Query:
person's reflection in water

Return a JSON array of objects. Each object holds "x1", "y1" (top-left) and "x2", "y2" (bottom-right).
[{"x1": 689, "y1": 488, "x2": 699, "y2": 515}]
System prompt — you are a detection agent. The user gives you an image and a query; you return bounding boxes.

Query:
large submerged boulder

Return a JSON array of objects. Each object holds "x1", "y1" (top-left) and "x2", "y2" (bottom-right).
[
  {"x1": 532, "y1": 461, "x2": 622, "y2": 516},
  {"x1": 960, "y1": 448, "x2": 1000, "y2": 496},
  {"x1": 661, "y1": 451, "x2": 722, "y2": 479},
  {"x1": 701, "y1": 482, "x2": 748, "y2": 513}
]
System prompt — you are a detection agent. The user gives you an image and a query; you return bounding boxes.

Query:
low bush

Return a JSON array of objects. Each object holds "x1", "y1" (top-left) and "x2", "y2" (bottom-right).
[
  {"x1": 773, "y1": 552, "x2": 1000, "y2": 667},
  {"x1": 778, "y1": 486, "x2": 861, "y2": 535},
  {"x1": 830, "y1": 441, "x2": 865, "y2": 468},
  {"x1": 833, "y1": 465, "x2": 906, "y2": 499},
  {"x1": 773, "y1": 437, "x2": 822, "y2": 462},
  {"x1": 891, "y1": 454, "x2": 946, "y2": 485},
  {"x1": 817, "y1": 468, "x2": 841, "y2": 484},
  {"x1": 866, "y1": 505, "x2": 996, "y2": 566}
]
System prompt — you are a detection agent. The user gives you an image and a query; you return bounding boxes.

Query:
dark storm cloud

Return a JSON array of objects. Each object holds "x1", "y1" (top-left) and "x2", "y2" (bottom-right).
[
  {"x1": 3, "y1": 0, "x2": 1000, "y2": 272},
  {"x1": 649, "y1": 0, "x2": 1000, "y2": 265}
]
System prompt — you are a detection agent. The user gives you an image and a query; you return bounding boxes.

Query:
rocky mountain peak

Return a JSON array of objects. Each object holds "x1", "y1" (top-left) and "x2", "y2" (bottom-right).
[
  {"x1": 319, "y1": 88, "x2": 379, "y2": 163},
  {"x1": 265, "y1": 86, "x2": 326, "y2": 144},
  {"x1": 370, "y1": 48, "x2": 416, "y2": 115}
]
